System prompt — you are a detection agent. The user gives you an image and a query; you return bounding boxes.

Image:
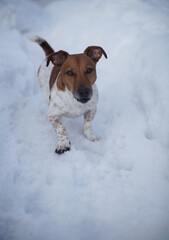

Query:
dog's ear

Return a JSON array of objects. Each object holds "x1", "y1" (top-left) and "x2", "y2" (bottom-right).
[
  {"x1": 84, "y1": 46, "x2": 107, "y2": 63},
  {"x1": 46, "y1": 50, "x2": 69, "y2": 67}
]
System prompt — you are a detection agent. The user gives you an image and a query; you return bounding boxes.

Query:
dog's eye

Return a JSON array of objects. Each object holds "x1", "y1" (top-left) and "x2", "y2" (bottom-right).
[
  {"x1": 86, "y1": 68, "x2": 93, "y2": 74},
  {"x1": 66, "y1": 70, "x2": 75, "y2": 76}
]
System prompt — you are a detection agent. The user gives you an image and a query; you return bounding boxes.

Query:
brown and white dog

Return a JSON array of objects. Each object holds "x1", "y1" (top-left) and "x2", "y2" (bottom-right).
[{"x1": 31, "y1": 36, "x2": 107, "y2": 154}]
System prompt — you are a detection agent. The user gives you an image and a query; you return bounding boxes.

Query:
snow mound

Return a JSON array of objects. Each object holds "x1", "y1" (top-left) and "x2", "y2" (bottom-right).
[{"x1": 0, "y1": 0, "x2": 169, "y2": 240}]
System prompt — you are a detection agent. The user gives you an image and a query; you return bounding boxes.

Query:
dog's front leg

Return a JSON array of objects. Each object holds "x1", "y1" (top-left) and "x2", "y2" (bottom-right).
[
  {"x1": 49, "y1": 115, "x2": 71, "y2": 154},
  {"x1": 84, "y1": 109, "x2": 100, "y2": 141}
]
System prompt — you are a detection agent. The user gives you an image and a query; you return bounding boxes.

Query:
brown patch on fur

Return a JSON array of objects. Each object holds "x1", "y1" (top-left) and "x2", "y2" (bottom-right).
[
  {"x1": 40, "y1": 41, "x2": 54, "y2": 57},
  {"x1": 46, "y1": 51, "x2": 69, "y2": 67},
  {"x1": 84, "y1": 117, "x2": 91, "y2": 122},
  {"x1": 54, "y1": 119, "x2": 59, "y2": 124},
  {"x1": 46, "y1": 46, "x2": 107, "y2": 93},
  {"x1": 57, "y1": 73, "x2": 66, "y2": 91},
  {"x1": 49, "y1": 117, "x2": 54, "y2": 122},
  {"x1": 49, "y1": 66, "x2": 61, "y2": 91},
  {"x1": 52, "y1": 119, "x2": 60, "y2": 128},
  {"x1": 84, "y1": 46, "x2": 107, "y2": 62},
  {"x1": 59, "y1": 54, "x2": 97, "y2": 92}
]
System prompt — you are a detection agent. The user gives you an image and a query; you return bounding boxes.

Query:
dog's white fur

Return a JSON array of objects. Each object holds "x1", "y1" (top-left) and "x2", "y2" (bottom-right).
[
  {"x1": 30, "y1": 35, "x2": 108, "y2": 153},
  {"x1": 38, "y1": 60, "x2": 99, "y2": 152}
]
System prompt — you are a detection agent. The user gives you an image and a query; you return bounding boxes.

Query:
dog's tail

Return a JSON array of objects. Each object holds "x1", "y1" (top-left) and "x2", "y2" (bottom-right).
[{"x1": 29, "y1": 35, "x2": 54, "y2": 56}]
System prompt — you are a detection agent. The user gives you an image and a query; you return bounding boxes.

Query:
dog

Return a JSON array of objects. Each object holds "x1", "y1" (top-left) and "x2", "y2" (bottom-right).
[{"x1": 31, "y1": 36, "x2": 107, "y2": 154}]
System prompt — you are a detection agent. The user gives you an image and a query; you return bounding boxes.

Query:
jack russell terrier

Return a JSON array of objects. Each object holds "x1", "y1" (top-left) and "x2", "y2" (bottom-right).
[{"x1": 31, "y1": 36, "x2": 107, "y2": 154}]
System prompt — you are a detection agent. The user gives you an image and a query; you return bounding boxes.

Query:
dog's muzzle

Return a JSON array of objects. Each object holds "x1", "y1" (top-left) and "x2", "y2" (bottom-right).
[{"x1": 73, "y1": 86, "x2": 93, "y2": 104}]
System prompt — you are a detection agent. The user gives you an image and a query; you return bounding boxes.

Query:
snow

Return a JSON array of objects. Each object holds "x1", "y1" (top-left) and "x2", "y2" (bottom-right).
[{"x1": 0, "y1": 0, "x2": 169, "y2": 239}]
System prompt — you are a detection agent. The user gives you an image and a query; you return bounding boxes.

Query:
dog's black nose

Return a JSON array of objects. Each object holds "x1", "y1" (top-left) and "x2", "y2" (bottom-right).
[{"x1": 78, "y1": 86, "x2": 92, "y2": 99}]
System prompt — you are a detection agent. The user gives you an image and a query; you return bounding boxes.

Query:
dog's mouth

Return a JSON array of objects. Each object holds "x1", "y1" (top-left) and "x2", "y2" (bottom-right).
[
  {"x1": 76, "y1": 97, "x2": 91, "y2": 104},
  {"x1": 73, "y1": 87, "x2": 92, "y2": 104}
]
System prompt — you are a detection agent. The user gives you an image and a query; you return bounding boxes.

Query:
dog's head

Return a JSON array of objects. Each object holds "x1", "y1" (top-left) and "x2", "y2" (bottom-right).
[{"x1": 46, "y1": 46, "x2": 107, "y2": 104}]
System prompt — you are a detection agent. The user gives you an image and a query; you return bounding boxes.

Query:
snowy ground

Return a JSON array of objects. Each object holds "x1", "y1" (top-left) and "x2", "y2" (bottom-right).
[{"x1": 1, "y1": 0, "x2": 169, "y2": 239}]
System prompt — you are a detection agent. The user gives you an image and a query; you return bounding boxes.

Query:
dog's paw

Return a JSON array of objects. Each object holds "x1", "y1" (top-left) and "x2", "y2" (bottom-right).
[
  {"x1": 84, "y1": 132, "x2": 100, "y2": 141},
  {"x1": 55, "y1": 147, "x2": 70, "y2": 154},
  {"x1": 55, "y1": 142, "x2": 71, "y2": 154}
]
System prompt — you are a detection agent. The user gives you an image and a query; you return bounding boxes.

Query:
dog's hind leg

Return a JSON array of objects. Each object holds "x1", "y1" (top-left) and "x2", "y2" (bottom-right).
[
  {"x1": 84, "y1": 109, "x2": 100, "y2": 141},
  {"x1": 49, "y1": 116, "x2": 71, "y2": 154}
]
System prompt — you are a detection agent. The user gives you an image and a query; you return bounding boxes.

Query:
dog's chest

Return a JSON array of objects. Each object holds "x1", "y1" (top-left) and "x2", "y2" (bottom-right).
[{"x1": 49, "y1": 85, "x2": 98, "y2": 118}]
